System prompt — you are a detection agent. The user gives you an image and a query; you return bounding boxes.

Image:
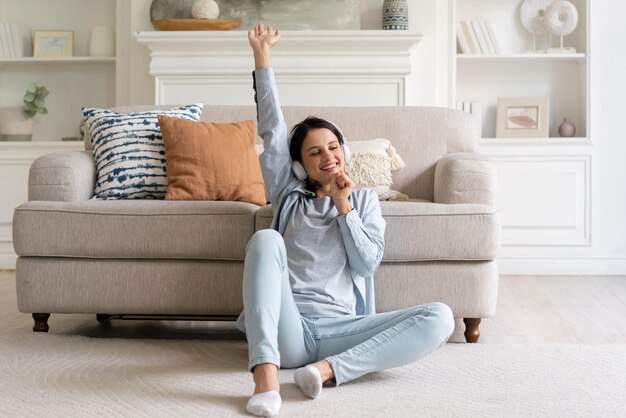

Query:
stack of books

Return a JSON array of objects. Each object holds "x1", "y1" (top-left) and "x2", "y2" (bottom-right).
[
  {"x1": 457, "y1": 20, "x2": 500, "y2": 55},
  {"x1": 0, "y1": 23, "x2": 33, "y2": 58}
]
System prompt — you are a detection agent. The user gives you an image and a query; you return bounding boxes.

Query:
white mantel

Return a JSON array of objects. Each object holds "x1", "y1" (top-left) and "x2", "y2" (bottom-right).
[{"x1": 135, "y1": 30, "x2": 422, "y2": 106}]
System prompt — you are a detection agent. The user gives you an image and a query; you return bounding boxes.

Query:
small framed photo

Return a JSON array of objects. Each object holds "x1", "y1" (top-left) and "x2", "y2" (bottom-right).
[
  {"x1": 33, "y1": 30, "x2": 74, "y2": 58},
  {"x1": 496, "y1": 96, "x2": 550, "y2": 138}
]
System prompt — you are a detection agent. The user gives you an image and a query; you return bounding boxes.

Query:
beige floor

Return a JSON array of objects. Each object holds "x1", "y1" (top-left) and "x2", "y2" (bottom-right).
[{"x1": 2, "y1": 270, "x2": 626, "y2": 343}]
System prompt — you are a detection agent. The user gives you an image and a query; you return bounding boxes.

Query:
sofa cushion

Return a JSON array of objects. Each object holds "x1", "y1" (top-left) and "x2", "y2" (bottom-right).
[
  {"x1": 255, "y1": 200, "x2": 500, "y2": 261},
  {"x1": 346, "y1": 138, "x2": 409, "y2": 201},
  {"x1": 82, "y1": 104, "x2": 204, "y2": 200},
  {"x1": 13, "y1": 200, "x2": 258, "y2": 260},
  {"x1": 157, "y1": 115, "x2": 266, "y2": 206}
]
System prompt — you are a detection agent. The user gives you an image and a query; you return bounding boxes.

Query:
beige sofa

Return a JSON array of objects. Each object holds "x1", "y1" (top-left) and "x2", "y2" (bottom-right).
[{"x1": 12, "y1": 105, "x2": 500, "y2": 342}]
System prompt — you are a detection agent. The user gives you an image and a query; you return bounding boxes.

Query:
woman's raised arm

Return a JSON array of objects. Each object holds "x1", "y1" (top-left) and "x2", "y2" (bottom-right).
[{"x1": 249, "y1": 25, "x2": 299, "y2": 205}]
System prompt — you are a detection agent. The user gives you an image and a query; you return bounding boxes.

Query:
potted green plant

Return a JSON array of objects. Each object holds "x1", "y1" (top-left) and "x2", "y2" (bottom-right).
[
  {"x1": 23, "y1": 83, "x2": 49, "y2": 118},
  {"x1": 0, "y1": 82, "x2": 49, "y2": 141}
]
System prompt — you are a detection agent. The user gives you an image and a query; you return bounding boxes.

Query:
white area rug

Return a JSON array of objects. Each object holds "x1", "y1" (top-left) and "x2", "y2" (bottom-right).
[{"x1": 1, "y1": 334, "x2": 625, "y2": 417}]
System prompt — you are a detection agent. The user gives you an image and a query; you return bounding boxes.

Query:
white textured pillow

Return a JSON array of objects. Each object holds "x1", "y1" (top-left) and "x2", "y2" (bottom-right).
[
  {"x1": 346, "y1": 138, "x2": 409, "y2": 201},
  {"x1": 82, "y1": 104, "x2": 204, "y2": 200}
]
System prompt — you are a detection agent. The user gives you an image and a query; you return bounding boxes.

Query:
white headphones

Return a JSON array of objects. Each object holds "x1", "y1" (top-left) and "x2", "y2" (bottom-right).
[{"x1": 289, "y1": 121, "x2": 351, "y2": 181}]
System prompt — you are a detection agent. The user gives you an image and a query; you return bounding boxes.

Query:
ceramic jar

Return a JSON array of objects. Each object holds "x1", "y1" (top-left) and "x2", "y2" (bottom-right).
[
  {"x1": 558, "y1": 118, "x2": 576, "y2": 137},
  {"x1": 383, "y1": 0, "x2": 409, "y2": 30},
  {"x1": 89, "y1": 25, "x2": 115, "y2": 57}
]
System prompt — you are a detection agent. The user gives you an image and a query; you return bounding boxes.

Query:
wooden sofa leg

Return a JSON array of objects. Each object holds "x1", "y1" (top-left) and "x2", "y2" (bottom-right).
[
  {"x1": 463, "y1": 318, "x2": 481, "y2": 343},
  {"x1": 32, "y1": 313, "x2": 50, "y2": 332},
  {"x1": 96, "y1": 314, "x2": 112, "y2": 323}
]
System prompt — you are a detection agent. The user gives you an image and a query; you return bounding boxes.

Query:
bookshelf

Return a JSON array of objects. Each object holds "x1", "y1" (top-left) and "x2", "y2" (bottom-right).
[
  {"x1": 0, "y1": 0, "x2": 119, "y2": 142},
  {"x1": 453, "y1": 0, "x2": 588, "y2": 140},
  {"x1": 450, "y1": 0, "x2": 592, "y2": 250}
]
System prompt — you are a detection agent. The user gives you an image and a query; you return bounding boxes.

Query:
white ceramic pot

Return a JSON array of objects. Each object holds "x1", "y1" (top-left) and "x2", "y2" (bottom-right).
[
  {"x1": 89, "y1": 25, "x2": 115, "y2": 57},
  {"x1": 0, "y1": 106, "x2": 34, "y2": 141}
]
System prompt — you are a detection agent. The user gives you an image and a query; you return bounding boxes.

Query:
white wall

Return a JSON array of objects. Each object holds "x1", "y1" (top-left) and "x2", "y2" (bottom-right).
[
  {"x1": 586, "y1": 2, "x2": 626, "y2": 271},
  {"x1": 123, "y1": 0, "x2": 154, "y2": 105}
]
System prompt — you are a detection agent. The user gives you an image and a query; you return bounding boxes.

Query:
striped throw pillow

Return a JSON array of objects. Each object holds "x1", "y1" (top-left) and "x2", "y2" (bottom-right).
[{"x1": 83, "y1": 104, "x2": 203, "y2": 199}]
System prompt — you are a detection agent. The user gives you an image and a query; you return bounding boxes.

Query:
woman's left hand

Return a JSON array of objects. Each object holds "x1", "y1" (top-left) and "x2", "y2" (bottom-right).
[{"x1": 330, "y1": 170, "x2": 355, "y2": 214}]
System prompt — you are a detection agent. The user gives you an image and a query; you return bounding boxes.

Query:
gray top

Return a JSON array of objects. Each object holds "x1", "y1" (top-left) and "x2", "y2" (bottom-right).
[{"x1": 284, "y1": 196, "x2": 357, "y2": 317}]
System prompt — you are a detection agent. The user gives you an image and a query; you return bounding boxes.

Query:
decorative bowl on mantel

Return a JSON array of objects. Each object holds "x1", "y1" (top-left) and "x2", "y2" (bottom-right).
[
  {"x1": 151, "y1": 18, "x2": 241, "y2": 31},
  {"x1": 149, "y1": 0, "x2": 360, "y2": 31}
]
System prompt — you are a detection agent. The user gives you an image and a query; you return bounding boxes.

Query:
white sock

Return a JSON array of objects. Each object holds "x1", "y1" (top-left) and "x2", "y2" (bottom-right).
[
  {"x1": 294, "y1": 365, "x2": 323, "y2": 399},
  {"x1": 246, "y1": 391, "x2": 281, "y2": 417}
]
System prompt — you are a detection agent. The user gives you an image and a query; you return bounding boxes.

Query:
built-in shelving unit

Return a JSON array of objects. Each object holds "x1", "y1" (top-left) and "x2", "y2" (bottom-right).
[
  {"x1": 0, "y1": 57, "x2": 116, "y2": 65},
  {"x1": 453, "y1": 0, "x2": 588, "y2": 141},
  {"x1": 450, "y1": 0, "x2": 592, "y2": 250},
  {"x1": 0, "y1": 0, "x2": 118, "y2": 142},
  {"x1": 456, "y1": 53, "x2": 585, "y2": 63}
]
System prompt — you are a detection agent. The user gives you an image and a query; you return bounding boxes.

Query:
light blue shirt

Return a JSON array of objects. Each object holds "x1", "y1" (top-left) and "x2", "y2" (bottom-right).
[
  {"x1": 284, "y1": 196, "x2": 356, "y2": 317},
  {"x1": 253, "y1": 67, "x2": 386, "y2": 316}
]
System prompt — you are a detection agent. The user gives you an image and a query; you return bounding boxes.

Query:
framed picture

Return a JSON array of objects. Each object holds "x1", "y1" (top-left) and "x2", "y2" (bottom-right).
[
  {"x1": 33, "y1": 31, "x2": 74, "y2": 58},
  {"x1": 496, "y1": 96, "x2": 550, "y2": 138}
]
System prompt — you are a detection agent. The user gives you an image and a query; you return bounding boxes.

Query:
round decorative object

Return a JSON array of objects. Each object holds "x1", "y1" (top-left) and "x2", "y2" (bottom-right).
[
  {"x1": 558, "y1": 118, "x2": 576, "y2": 137},
  {"x1": 150, "y1": 0, "x2": 195, "y2": 20},
  {"x1": 382, "y1": 0, "x2": 408, "y2": 30},
  {"x1": 191, "y1": 0, "x2": 219, "y2": 20},
  {"x1": 546, "y1": 1, "x2": 578, "y2": 36},
  {"x1": 520, "y1": 0, "x2": 553, "y2": 35}
]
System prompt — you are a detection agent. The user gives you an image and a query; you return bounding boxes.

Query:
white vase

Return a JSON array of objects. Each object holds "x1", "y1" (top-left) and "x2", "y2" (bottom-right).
[
  {"x1": 89, "y1": 25, "x2": 115, "y2": 57},
  {"x1": 0, "y1": 106, "x2": 35, "y2": 141}
]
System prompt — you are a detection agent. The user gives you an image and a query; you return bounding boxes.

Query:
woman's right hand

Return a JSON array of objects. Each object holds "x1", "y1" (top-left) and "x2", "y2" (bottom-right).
[
  {"x1": 248, "y1": 24, "x2": 280, "y2": 69},
  {"x1": 248, "y1": 24, "x2": 281, "y2": 52}
]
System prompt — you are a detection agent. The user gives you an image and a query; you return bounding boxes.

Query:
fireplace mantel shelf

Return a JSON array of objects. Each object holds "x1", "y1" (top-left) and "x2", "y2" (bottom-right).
[
  {"x1": 136, "y1": 30, "x2": 421, "y2": 53},
  {"x1": 136, "y1": 30, "x2": 422, "y2": 76},
  {"x1": 135, "y1": 30, "x2": 422, "y2": 106}
]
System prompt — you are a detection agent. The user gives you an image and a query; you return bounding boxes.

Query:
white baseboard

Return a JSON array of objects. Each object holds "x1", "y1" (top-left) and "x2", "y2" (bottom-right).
[{"x1": 498, "y1": 257, "x2": 626, "y2": 276}]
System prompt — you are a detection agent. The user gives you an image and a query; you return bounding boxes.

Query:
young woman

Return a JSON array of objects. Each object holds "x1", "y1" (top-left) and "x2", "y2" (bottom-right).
[{"x1": 239, "y1": 24, "x2": 455, "y2": 417}]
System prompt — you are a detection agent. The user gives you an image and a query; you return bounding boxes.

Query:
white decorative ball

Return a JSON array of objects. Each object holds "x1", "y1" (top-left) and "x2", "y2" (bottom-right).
[{"x1": 191, "y1": 0, "x2": 219, "y2": 20}]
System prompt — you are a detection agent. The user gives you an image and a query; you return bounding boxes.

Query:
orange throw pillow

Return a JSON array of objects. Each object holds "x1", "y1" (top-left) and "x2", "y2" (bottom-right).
[{"x1": 158, "y1": 115, "x2": 266, "y2": 206}]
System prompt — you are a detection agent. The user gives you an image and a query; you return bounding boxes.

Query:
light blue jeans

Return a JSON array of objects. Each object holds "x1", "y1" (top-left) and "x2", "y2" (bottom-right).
[{"x1": 242, "y1": 229, "x2": 455, "y2": 385}]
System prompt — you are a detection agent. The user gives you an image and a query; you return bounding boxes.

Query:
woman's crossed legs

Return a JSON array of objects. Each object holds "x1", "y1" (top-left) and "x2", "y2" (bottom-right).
[{"x1": 242, "y1": 230, "x2": 454, "y2": 414}]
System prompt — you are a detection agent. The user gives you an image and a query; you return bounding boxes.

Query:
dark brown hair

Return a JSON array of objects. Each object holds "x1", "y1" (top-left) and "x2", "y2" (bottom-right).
[
  {"x1": 288, "y1": 117, "x2": 345, "y2": 191},
  {"x1": 289, "y1": 117, "x2": 344, "y2": 163}
]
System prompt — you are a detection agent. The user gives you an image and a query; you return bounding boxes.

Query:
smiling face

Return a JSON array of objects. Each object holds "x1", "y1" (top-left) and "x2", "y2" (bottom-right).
[{"x1": 300, "y1": 128, "x2": 344, "y2": 187}]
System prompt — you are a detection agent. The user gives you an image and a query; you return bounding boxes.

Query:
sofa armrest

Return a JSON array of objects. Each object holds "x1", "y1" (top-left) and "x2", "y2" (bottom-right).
[
  {"x1": 434, "y1": 152, "x2": 497, "y2": 207},
  {"x1": 28, "y1": 151, "x2": 96, "y2": 201}
]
